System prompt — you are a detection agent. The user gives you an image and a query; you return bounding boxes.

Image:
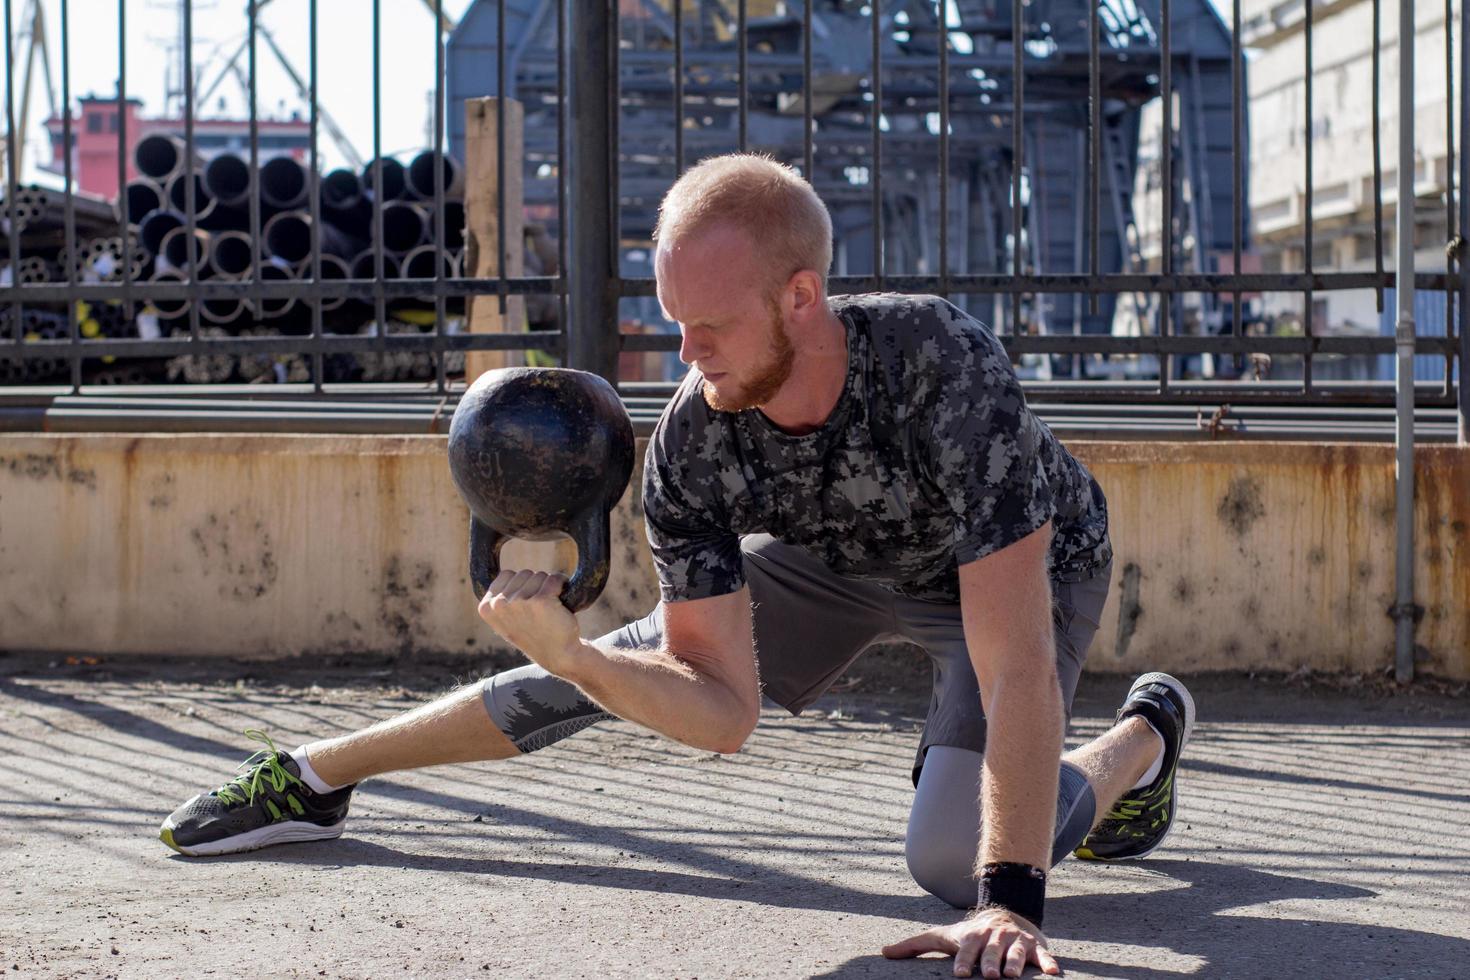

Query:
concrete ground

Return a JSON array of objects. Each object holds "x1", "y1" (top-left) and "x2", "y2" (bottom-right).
[{"x1": 0, "y1": 654, "x2": 1467, "y2": 980}]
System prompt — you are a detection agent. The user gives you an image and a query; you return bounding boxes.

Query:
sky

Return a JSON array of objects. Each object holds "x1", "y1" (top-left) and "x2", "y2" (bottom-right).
[
  {"x1": 3, "y1": 0, "x2": 1241, "y2": 184},
  {"x1": 4, "y1": 0, "x2": 477, "y2": 179}
]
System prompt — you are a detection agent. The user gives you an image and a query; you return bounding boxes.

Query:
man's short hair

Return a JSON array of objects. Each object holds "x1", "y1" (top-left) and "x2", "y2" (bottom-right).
[{"x1": 654, "y1": 153, "x2": 834, "y2": 297}]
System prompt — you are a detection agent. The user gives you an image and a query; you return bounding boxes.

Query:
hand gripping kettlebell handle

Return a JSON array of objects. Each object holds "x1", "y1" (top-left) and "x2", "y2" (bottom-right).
[{"x1": 469, "y1": 511, "x2": 611, "y2": 614}]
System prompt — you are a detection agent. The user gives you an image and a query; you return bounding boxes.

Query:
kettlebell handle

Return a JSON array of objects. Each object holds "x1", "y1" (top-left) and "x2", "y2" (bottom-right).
[{"x1": 469, "y1": 512, "x2": 612, "y2": 614}]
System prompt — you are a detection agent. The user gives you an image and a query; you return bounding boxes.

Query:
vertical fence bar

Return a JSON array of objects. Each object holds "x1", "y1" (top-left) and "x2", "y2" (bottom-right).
[
  {"x1": 1231, "y1": 0, "x2": 1242, "y2": 339},
  {"x1": 432, "y1": 0, "x2": 446, "y2": 392},
  {"x1": 609, "y1": 0, "x2": 620, "y2": 334},
  {"x1": 4, "y1": 0, "x2": 20, "y2": 349},
  {"x1": 62, "y1": 0, "x2": 79, "y2": 390},
  {"x1": 938, "y1": 0, "x2": 949, "y2": 296},
  {"x1": 1159, "y1": 0, "x2": 1171, "y2": 392},
  {"x1": 1392, "y1": 0, "x2": 1418, "y2": 682},
  {"x1": 1088, "y1": 0, "x2": 1099, "y2": 317},
  {"x1": 674, "y1": 0, "x2": 684, "y2": 174},
  {"x1": 116, "y1": 1, "x2": 133, "y2": 336},
  {"x1": 1373, "y1": 0, "x2": 1384, "y2": 313},
  {"x1": 249, "y1": 2, "x2": 261, "y2": 331},
  {"x1": 557, "y1": 0, "x2": 568, "y2": 345},
  {"x1": 871, "y1": 0, "x2": 883, "y2": 285},
  {"x1": 309, "y1": 0, "x2": 324, "y2": 390},
  {"x1": 372, "y1": 0, "x2": 385, "y2": 339},
  {"x1": 1302, "y1": 0, "x2": 1313, "y2": 393},
  {"x1": 738, "y1": 0, "x2": 748, "y2": 151},
  {"x1": 1461, "y1": 0, "x2": 1470, "y2": 444},
  {"x1": 497, "y1": 0, "x2": 508, "y2": 317},
  {"x1": 566, "y1": 0, "x2": 617, "y2": 380},
  {"x1": 1010, "y1": 0, "x2": 1022, "y2": 334},
  {"x1": 803, "y1": 0, "x2": 812, "y2": 180},
  {"x1": 184, "y1": 0, "x2": 200, "y2": 344},
  {"x1": 1444, "y1": 0, "x2": 1455, "y2": 395}
]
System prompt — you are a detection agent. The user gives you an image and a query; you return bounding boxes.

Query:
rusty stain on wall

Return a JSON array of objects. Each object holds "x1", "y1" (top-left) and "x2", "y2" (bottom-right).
[
  {"x1": 380, "y1": 554, "x2": 437, "y2": 652},
  {"x1": 1, "y1": 453, "x2": 61, "y2": 481},
  {"x1": 1113, "y1": 562, "x2": 1143, "y2": 660},
  {"x1": 188, "y1": 509, "x2": 280, "y2": 601},
  {"x1": 1217, "y1": 475, "x2": 1266, "y2": 538}
]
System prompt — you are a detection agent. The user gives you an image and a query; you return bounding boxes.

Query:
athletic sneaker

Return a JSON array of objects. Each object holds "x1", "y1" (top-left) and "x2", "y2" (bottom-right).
[
  {"x1": 159, "y1": 729, "x2": 355, "y2": 857},
  {"x1": 1074, "y1": 672, "x2": 1196, "y2": 862}
]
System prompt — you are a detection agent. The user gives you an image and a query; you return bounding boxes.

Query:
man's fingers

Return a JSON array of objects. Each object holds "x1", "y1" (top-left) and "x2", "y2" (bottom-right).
[
  {"x1": 535, "y1": 573, "x2": 567, "y2": 599},
  {"x1": 978, "y1": 932, "x2": 1013, "y2": 980},
  {"x1": 952, "y1": 933, "x2": 985, "y2": 978},
  {"x1": 1002, "y1": 937, "x2": 1029, "y2": 978},
  {"x1": 881, "y1": 929, "x2": 952, "y2": 960},
  {"x1": 514, "y1": 571, "x2": 549, "y2": 598},
  {"x1": 492, "y1": 569, "x2": 533, "y2": 598},
  {"x1": 487, "y1": 570, "x2": 568, "y2": 602},
  {"x1": 1035, "y1": 945, "x2": 1062, "y2": 975}
]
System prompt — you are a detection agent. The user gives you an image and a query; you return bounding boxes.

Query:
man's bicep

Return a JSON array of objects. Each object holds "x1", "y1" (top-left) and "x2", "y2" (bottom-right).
[
  {"x1": 956, "y1": 521, "x2": 1055, "y2": 699},
  {"x1": 661, "y1": 588, "x2": 760, "y2": 706}
]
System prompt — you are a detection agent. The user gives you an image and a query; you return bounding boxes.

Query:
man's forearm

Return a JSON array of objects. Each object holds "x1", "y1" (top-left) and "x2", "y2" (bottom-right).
[
  {"x1": 557, "y1": 638, "x2": 757, "y2": 754},
  {"x1": 976, "y1": 656, "x2": 1066, "y2": 871}
]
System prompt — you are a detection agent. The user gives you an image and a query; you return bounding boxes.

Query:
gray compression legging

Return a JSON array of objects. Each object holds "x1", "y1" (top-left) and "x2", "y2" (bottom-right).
[{"x1": 481, "y1": 658, "x2": 1097, "y2": 909}]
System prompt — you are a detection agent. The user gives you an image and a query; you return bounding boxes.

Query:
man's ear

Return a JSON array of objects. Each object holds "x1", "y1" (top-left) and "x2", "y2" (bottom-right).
[{"x1": 787, "y1": 269, "x2": 823, "y2": 318}]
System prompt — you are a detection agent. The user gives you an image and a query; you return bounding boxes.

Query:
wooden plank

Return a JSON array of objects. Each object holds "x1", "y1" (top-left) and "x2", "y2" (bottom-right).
[{"x1": 463, "y1": 97, "x2": 526, "y2": 382}]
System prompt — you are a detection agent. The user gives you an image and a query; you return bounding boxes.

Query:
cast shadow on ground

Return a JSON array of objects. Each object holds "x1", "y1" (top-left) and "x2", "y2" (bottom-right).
[
  {"x1": 200, "y1": 836, "x2": 940, "y2": 921},
  {"x1": 5, "y1": 676, "x2": 931, "y2": 918},
  {"x1": 0, "y1": 676, "x2": 251, "y2": 761},
  {"x1": 812, "y1": 858, "x2": 1468, "y2": 979}
]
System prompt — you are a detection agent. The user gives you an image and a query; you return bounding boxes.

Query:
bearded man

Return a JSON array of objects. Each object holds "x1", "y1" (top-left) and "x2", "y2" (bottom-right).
[{"x1": 162, "y1": 154, "x2": 1194, "y2": 980}]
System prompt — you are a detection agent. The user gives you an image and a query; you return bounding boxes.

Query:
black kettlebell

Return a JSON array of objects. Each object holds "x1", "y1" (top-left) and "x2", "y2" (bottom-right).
[{"x1": 447, "y1": 367, "x2": 636, "y2": 612}]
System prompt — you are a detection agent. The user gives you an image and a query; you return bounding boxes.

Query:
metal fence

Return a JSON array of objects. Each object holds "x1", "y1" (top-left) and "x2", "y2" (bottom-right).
[
  {"x1": 0, "y1": 0, "x2": 1460, "y2": 679},
  {"x1": 0, "y1": 0, "x2": 1464, "y2": 433}
]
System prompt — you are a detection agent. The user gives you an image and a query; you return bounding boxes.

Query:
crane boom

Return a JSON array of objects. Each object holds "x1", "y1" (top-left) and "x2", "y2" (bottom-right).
[{"x1": 256, "y1": 22, "x2": 365, "y2": 171}]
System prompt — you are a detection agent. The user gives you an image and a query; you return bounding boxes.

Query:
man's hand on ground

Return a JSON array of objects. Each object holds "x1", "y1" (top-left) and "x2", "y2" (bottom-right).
[
  {"x1": 477, "y1": 570, "x2": 583, "y2": 673},
  {"x1": 882, "y1": 908, "x2": 1061, "y2": 979}
]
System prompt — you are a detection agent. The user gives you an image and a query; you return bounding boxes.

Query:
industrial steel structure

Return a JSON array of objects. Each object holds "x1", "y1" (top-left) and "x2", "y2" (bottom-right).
[{"x1": 449, "y1": 0, "x2": 1246, "y2": 370}]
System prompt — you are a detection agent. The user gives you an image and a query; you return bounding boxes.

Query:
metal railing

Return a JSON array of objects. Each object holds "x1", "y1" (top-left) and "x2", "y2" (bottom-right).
[
  {"x1": 2, "y1": 0, "x2": 563, "y2": 392},
  {"x1": 0, "y1": 0, "x2": 1462, "y2": 416}
]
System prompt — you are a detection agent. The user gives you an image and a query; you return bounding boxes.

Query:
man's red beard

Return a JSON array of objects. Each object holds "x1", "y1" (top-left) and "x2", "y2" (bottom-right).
[{"x1": 702, "y1": 299, "x2": 795, "y2": 413}]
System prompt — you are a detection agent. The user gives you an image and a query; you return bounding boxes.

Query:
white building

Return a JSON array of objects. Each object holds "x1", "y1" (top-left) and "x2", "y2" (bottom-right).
[{"x1": 1131, "y1": 0, "x2": 1459, "y2": 379}]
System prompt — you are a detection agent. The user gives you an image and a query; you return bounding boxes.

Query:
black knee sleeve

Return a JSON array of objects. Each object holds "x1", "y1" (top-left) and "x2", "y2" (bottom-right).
[
  {"x1": 481, "y1": 664, "x2": 613, "y2": 753},
  {"x1": 1051, "y1": 760, "x2": 1097, "y2": 867}
]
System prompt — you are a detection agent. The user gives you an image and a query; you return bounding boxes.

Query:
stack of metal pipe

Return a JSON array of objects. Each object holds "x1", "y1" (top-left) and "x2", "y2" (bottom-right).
[
  {"x1": 0, "y1": 308, "x2": 70, "y2": 383},
  {"x1": 130, "y1": 138, "x2": 466, "y2": 335},
  {"x1": 0, "y1": 185, "x2": 116, "y2": 240},
  {"x1": 0, "y1": 135, "x2": 469, "y2": 386}
]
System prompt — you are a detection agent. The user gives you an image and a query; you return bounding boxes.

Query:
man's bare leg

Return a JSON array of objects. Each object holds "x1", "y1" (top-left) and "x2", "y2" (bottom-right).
[
  {"x1": 1061, "y1": 714, "x2": 1162, "y2": 825},
  {"x1": 304, "y1": 682, "x2": 520, "y2": 788},
  {"x1": 160, "y1": 664, "x2": 611, "y2": 856}
]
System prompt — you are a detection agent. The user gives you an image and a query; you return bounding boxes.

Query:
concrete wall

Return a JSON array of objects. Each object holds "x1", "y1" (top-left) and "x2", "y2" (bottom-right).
[{"x1": 0, "y1": 435, "x2": 1465, "y2": 677}]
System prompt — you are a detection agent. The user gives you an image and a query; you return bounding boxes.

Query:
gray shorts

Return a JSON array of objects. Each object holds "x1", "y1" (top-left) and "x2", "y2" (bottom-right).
[{"x1": 485, "y1": 533, "x2": 1112, "y2": 781}]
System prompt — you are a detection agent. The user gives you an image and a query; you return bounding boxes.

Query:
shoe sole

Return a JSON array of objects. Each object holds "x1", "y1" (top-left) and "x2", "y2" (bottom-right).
[
  {"x1": 1111, "y1": 671, "x2": 1196, "y2": 861},
  {"x1": 160, "y1": 819, "x2": 346, "y2": 857}
]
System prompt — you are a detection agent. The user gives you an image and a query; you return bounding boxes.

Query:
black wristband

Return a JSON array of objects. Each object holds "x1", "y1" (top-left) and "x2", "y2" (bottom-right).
[{"x1": 975, "y1": 863, "x2": 1046, "y2": 928}]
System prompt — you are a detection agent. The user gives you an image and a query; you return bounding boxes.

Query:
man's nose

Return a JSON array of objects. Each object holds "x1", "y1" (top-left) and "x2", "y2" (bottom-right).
[{"x1": 678, "y1": 328, "x2": 703, "y2": 366}]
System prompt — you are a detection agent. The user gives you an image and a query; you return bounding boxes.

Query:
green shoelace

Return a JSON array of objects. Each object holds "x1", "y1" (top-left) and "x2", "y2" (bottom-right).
[
  {"x1": 214, "y1": 729, "x2": 304, "y2": 806},
  {"x1": 1099, "y1": 773, "x2": 1172, "y2": 828}
]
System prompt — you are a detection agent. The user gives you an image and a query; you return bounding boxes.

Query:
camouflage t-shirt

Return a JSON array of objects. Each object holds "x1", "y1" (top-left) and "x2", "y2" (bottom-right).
[{"x1": 642, "y1": 293, "x2": 1112, "y2": 604}]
